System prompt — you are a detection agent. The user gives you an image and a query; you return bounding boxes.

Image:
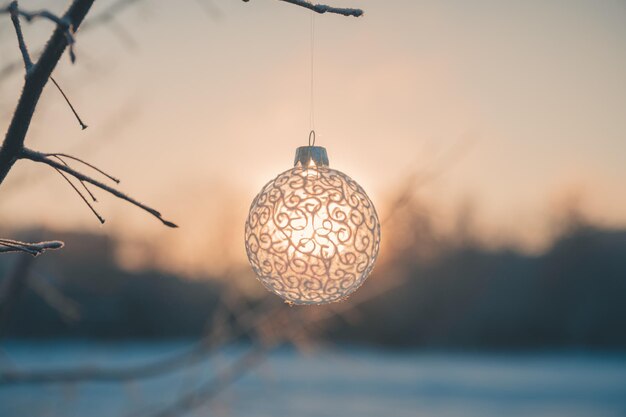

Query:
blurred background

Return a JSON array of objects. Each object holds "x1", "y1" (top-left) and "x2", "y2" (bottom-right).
[{"x1": 1, "y1": 0, "x2": 626, "y2": 416}]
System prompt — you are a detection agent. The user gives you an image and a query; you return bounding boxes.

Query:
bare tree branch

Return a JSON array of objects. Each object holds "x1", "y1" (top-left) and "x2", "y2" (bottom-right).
[
  {"x1": 0, "y1": 238, "x2": 64, "y2": 256},
  {"x1": 6, "y1": 1, "x2": 33, "y2": 70},
  {"x1": 0, "y1": 0, "x2": 95, "y2": 185},
  {"x1": 20, "y1": 148, "x2": 177, "y2": 228},
  {"x1": 243, "y1": 0, "x2": 363, "y2": 17},
  {"x1": 46, "y1": 152, "x2": 120, "y2": 183},
  {"x1": 1, "y1": 1, "x2": 77, "y2": 64},
  {"x1": 52, "y1": 164, "x2": 106, "y2": 224},
  {"x1": 9, "y1": 5, "x2": 72, "y2": 27},
  {"x1": 0, "y1": 0, "x2": 149, "y2": 80},
  {"x1": 1, "y1": 0, "x2": 362, "y2": 80},
  {"x1": 3, "y1": 2, "x2": 87, "y2": 129},
  {"x1": 0, "y1": 0, "x2": 176, "y2": 245},
  {"x1": 49, "y1": 77, "x2": 88, "y2": 129},
  {"x1": 51, "y1": 155, "x2": 98, "y2": 202},
  {"x1": 280, "y1": 0, "x2": 363, "y2": 16}
]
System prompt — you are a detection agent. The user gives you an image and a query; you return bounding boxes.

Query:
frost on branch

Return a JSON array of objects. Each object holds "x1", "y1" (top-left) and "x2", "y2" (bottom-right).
[{"x1": 0, "y1": 239, "x2": 64, "y2": 256}]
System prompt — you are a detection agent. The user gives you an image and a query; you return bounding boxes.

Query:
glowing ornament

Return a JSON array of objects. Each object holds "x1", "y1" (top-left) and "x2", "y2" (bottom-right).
[{"x1": 245, "y1": 135, "x2": 380, "y2": 305}]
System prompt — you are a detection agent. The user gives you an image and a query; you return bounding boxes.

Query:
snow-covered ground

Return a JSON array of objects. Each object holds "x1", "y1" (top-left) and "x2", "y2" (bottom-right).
[{"x1": 1, "y1": 341, "x2": 625, "y2": 417}]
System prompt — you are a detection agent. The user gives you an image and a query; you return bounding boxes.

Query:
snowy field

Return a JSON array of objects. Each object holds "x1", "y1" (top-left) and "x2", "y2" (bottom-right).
[{"x1": 1, "y1": 341, "x2": 626, "y2": 417}]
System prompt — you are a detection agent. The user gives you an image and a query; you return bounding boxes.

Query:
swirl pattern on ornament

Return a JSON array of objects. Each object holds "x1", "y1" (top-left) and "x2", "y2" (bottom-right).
[{"x1": 245, "y1": 166, "x2": 380, "y2": 305}]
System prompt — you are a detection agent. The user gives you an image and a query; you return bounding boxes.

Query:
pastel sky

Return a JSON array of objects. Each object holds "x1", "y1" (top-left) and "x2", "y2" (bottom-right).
[{"x1": 1, "y1": 0, "x2": 625, "y2": 275}]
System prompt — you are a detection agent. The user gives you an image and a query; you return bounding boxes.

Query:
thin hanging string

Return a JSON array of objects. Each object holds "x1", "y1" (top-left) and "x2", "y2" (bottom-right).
[{"x1": 309, "y1": 11, "x2": 315, "y2": 134}]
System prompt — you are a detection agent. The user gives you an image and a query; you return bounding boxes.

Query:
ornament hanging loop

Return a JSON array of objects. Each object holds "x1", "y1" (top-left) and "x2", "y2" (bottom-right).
[
  {"x1": 295, "y1": 131, "x2": 328, "y2": 168},
  {"x1": 308, "y1": 130, "x2": 316, "y2": 147}
]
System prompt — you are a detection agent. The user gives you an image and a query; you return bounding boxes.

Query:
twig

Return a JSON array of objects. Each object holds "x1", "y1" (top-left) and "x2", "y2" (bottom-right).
[
  {"x1": 49, "y1": 77, "x2": 88, "y2": 129},
  {"x1": 20, "y1": 148, "x2": 177, "y2": 227},
  {"x1": 52, "y1": 166, "x2": 105, "y2": 224},
  {"x1": 243, "y1": 0, "x2": 363, "y2": 17},
  {"x1": 13, "y1": 7, "x2": 72, "y2": 27},
  {"x1": 46, "y1": 153, "x2": 120, "y2": 183},
  {"x1": 51, "y1": 155, "x2": 97, "y2": 202},
  {"x1": 2, "y1": 1, "x2": 77, "y2": 63},
  {"x1": 0, "y1": 239, "x2": 64, "y2": 256},
  {"x1": 6, "y1": 1, "x2": 33, "y2": 70}
]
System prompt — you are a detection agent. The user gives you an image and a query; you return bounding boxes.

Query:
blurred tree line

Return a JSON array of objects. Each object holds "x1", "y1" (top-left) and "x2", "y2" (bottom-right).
[
  {"x1": 330, "y1": 224, "x2": 626, "y2": 349},
  {"x1": 1, "y1": 222, "x2": 625, "y2": 349}
]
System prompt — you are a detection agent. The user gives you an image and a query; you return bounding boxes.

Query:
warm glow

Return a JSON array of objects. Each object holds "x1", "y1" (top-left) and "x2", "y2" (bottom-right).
[{"x1": 245, "y1": 165, "x2": 380, "y2": 305}]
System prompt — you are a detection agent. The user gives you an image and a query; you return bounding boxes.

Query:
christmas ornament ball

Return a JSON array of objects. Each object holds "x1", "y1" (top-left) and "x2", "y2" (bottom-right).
[{"x1": 245, "y1": 145, "x2": 380, "y2": 305}]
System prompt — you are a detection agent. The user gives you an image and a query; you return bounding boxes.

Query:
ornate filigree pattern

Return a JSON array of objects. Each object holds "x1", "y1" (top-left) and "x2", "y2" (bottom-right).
[{"x1": 245, "y1": 166, "x2": 380, "y2": 305}]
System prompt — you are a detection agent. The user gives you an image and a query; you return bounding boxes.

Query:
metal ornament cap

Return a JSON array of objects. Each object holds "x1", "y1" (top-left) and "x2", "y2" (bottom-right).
[{"x1": 294, "y1": 146, "x2": 329, "y2": 167}]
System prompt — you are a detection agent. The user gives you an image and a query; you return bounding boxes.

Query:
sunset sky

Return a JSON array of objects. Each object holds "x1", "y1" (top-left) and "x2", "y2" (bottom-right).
[{"x1": 1, "y1": 0, "x2": 625, "y2": 275}]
